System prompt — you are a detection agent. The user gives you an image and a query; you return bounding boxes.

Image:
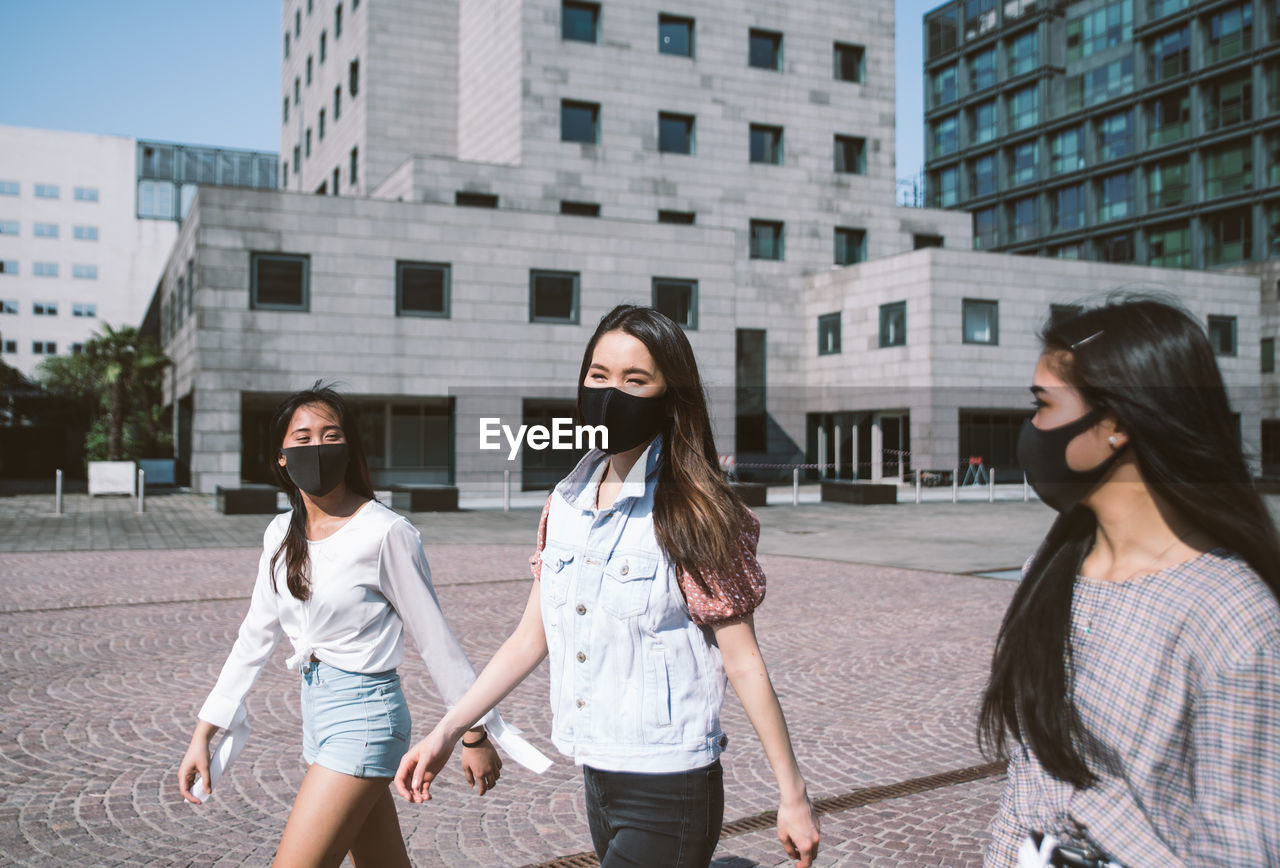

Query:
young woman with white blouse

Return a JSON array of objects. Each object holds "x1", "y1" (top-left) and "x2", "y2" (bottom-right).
[
  {"x1": 177, "y1": 384, "x2": 544, "y2": 867},
  {"x1": 393, "y1": 306, "x2": 821, "y2": 868}
]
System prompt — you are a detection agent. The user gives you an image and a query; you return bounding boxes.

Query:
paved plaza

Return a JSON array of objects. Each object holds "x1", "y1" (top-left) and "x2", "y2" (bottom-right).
[{"x1": 0, "y1": 488, "x2": 1063, "y2": 866}]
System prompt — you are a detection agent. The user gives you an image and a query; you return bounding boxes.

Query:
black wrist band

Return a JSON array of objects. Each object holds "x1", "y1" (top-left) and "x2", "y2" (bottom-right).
[{"x1": 461, "y1": 731, "x2": 489, "y2": 749}]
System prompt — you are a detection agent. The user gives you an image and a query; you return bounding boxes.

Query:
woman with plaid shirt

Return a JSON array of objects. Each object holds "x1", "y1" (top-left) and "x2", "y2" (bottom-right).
[{"x1": 980, "y1": 297, "x2": 1280, "y2": 867}]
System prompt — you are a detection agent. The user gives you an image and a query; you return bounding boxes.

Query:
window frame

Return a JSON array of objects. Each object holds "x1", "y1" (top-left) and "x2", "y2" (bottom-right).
[
  {"x1": 749, "y1": 123, "x2": 784, "y2": 165},
  {"x1": 659, "y1": 13, "x2": 694, "y2": 57},
  {"x1": 962, "y1": 298, "x2": 1000, "y2": 345},
  {"x1": 250, "y1": 252, "x2": 311, "y2": 311},
  {"x1": 749, "y1": 219, "x2": 785, "y2": 261},
  {"x1": 560, "y1": 100, "x2": 601, "y2": 144},
  {"x1": 657, "y1": 112, "x2": 696, "y2": 155},
  {"x1": 834, "y1": 226, "x2": 867, "y2": 266},
  {"x1": 651, "y1": 277, "x2": 699, "y2": 330},
  {"x1": 834, "y1": 135, "x2": 867, "y2": 174},
  {"x1": 879, "y1": 301, "x2": 907, "y2": 348},
  {"x1": 529, "y1": 269, "x2": 581, "y2": 324},
  {"x1": 395, "y1": 260, "x2": 451, "y2": 319},
  {"x1": 562, "y1": 0, "x2": 601, "y2": 43},
  {"x1": 833, "y1": 42, "x2": 865, "y2": 83},
  {"x1": 817, "y1": 312, "x2": 842, "y2": 356},
  {"x1": 1207, "y1": 315, "x2": 1238, "y2": 356},
  {"x1": 748, "y1": 28, "x2": 783, "y2": 71}
]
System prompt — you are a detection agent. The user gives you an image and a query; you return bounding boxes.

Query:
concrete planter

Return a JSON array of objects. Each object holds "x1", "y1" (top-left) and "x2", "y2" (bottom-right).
[
  {"x1": 390, "y1": 484, "x2": 460, "y2": 512},
  {"x1": 88, "y1": 461, "x2": 136, "y2": 496},
  {"x1": 216, "y1": 484, "x2": 280, "y2": 515},
  {"x1": 730, "y1": 481, "x2": 768, "y2": 507},
  {"x1": 821, "y1": 480, "x2": 897, "y2": 505}
]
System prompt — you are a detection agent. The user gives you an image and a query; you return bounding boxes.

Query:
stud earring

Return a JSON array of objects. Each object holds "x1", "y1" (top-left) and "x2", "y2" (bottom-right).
[{"x1": 1108, "y1": 435, "x2": 1118, "y2": 446}]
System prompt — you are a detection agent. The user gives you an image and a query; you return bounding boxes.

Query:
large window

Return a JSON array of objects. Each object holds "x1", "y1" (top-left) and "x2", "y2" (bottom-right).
[
  {"x1": 396, "y1": 261, "x2": 450, "y2": 318},
  {"x1": 529, "y1": 270, "x2": 580, "y2": 323},
  {"x1": 1097, "y1": 171, "x2": 1133, "y2": 222},
  {"x1": 1149, "y1": 0, "x2": 1188, "y2": 20},
  {"x1": 974, "y1": 206, "x2": 999, "y2": 249},
  {"x1": 1096, "y1": 110, "x2": 1134, "y2": 161},
  {"x1": 962, "y1": 299, "x2": 999, "y2": 344},
  {"x1": 1148, "y1": 27, "x2": 1189, "y2": 81},
  {"x1": 1208, "y1": 315, "x2": 1237, "y2": 356},
  {"x1": 1205, "y1": 2, "x2": 1252, "y2": 63},
  {"x1": 749, "y1": 29, "x2": 783, "y2": 70},
  {"x1": 1263, "y1": 338, "x2": 1276, "y2": 374},
  {"x1": 931, "y1": 65, "x2": 958, "y2": 108},
  {"x1": 880, "y1": 302, "x2": 907, "y2": 348},
  {"x1": 1147, "y1": 223, "x2": 1191, "y2": 267},
  {"x1": 817, "y1": 313, "x2": 841, "y2": 355},
  {"x1": 1067, "y1": 0, "x2": 1133, "y2": 59},
  {"x1": 1066, "y1": 57, "x2": 1134, "y2": 110},
  {"x1": 964, "y1": 0, "x2": 998, "y2": 39},
  {"x1": 1052, "y1": 184, "x2": 1085, "y2": 231},
  {"x1": 970, "y1": 153, "x2": 997, "y2": 196},
  {"x1": 1097, "y1": 232, "x2": 1134, "y2": 263},
  {"x1": 1007, "y1": 85, "x2": 1039, "y2": 131},
  {"x1": 970, "y1": 100, "x2": 998, "y2": 145},
  {"x1": 834, "y1": 227, "x2": 867, "y2": 265},
  {"x1": 1008, "y1": 30, "x2": 1037, "y2": 76},
  {"x1": 929, "y1": 166, "x2": 959, "y2": 207},
  {"x1": 1008, "y1": 140, "x2": 1039, "y2": 186},
  {"x1": 1148, "y1": 158, "x2": 1190, "y2": 210},
  {"x1": 652, "y1": 278, "x2": 698, "y2": 329},
  {"x1": 562, "y1": 1, "x2": 599, "y2": 42},
  {"x1": 659, "y1": 14, "x2": 694, "y2": 57},
  {"x1": 1010, "y1": 195, "x2": 1038, "y2": 241},
  {"x1": 1051, "y1": 127, "x2": 1084, "y2": 175},
  {"x1": 250, "y1": 253, "x2": 310, "y2": 311},
  {"x1": 834, "y1": 135, "x2": 867, "y2": 174},
  {"x1": 561, "y1": 100, "x2": 600, "y2": 143},
  {"x1": 658, "y1": 113, "x2": 695, "y2": 154},
  {"x1": 1147, "y1": 91, "x2": 1190, "y2": 146},
  {"x1": 927, "y1": 8, "x2": 959, "y2": 59},
  {"x1": 834, "y1": 42, "x2": 865, "y2": 82},
  {"x1": 750, "y1": 124, "x2": 784, "y2": 164},
  {"x1": 1205, "y1": 73, "x2": 1252, "y2": 131},
  {"x1": 1204, "y1": 208, "x2": 1252, "y2": 265},
  {"x1": 931, "y1": 116, "x2": 958, "y2": 158},
  {"x1": 1204, "y1": 140, "x2": 1254, "y2": 198},
  {"x1": 968, "y1": 47, "x2": 997, "y2": 91},
  {"x1": 750, "y1": 220, "x2": 785, "y2": 260}
]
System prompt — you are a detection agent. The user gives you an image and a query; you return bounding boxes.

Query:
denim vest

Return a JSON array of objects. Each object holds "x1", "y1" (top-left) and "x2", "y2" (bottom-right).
[{"x1": 539, "y1": 436, "x2": 729, "y2": 773}]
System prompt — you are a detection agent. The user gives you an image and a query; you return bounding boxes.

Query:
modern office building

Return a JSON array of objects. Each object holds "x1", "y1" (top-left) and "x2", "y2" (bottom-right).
[
  {"x1": 922, "y1": 0, "x2": 1279, "y2": 268},
  {"x1": 0, "y1": 126, "x2": 276, "y2": 377}
]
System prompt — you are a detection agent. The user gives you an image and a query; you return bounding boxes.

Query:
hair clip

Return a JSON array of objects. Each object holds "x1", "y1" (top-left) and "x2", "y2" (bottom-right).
[{"x1": 1070, "y1": 330, "x2": 1104, "y2": 350}]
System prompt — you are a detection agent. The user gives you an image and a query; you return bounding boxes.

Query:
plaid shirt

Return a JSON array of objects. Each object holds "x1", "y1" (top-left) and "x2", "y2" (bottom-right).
[{"x1": 986, "y1": 549, "x2": 1280, "y2": 867}]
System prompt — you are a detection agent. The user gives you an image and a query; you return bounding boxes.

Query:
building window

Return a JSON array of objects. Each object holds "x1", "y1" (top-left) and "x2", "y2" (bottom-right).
[
  {"x1": 931, "y1": 65, "x2": 958, "y2": 108},
  {"x1": 833, "y1": 42, "x2": 864, "y2": 82},
  {"x1": 72, "y1": 303, "x2": 97, "y2": 318},
  {"x1": 456, "y1": 191, "x2": 499, "y2": 208},
  {"x1": 659, "y1": 14, "x2": 694, "y2": 57},
  {"x1": 396, "y1": 261, "x2": 450, "y2": 318},
  {"x1": 1263, "y1": 337, "x2": 1276, "y2": 373},
  {"x1": 974, "y1": 206, "x2": 999, "y2": 249},
  {"x1": 834, "y1": 227, "x2": 867, "y2": 265},
  {"x1": 335, "y1": 3, "x2": 342, "y2": 37},
  {"x1": 319, "y1": 108, "x2": 326, "y2": 140},
  {"x1": 965, "y1": 0, "x2": 998, "y2": 39},
  {"x1": 1204, "y1": 208, "x2": 1252, "y2": 265},
  {"x1": 658, "y1": 113, "x2": 695, "y2": 154},
  {"x1": 1096, "y1": 110, "x2": 1133, "y2": 161},
  {"x1": 750, "y1": 220, "x2": 785, "y2": 260},
  {"x1": 1007, "y1": 85, "x2": 1039, "y2": 131},
  {"x1": 72, "y1": 264, "x2": 98, "y2": 280},
  {"x1": 1051, "y1": 184, "x2": 1085, "y2": 231},
  {"x1": 1205, "y1": 73, "x2": 1252, "y2": 131},
  {"x1": 879, "y1": 301, "x2": 907, "y2": 348},
  {"x1": 1147, "y1": 222, "x2": 1191, "y2": 267},
  {"x1": 35, "y1": 184, "x2": 59, "y2": 199},
  {"x1": 349, "y1": 59, "x2": 359, "y2": 97},
  {"x1": 0, "y1": 181, "x2": 17, "y2": 196},
  {"x1": 930, "y1": 115, "x2": 958, "y2": 158},
  {"x1": 817, "y1": 313, "x2": 841, "y2": 355},
  {"x1": 962, "y1": 299, "x2": 999, "y2": 345},
  {"x1": 250, "y1": 252, "x2": 310, "y2": 311},
  {"x1": 970, "y1": 153, "x2": 997, "y2": 196},
  {"x1": 1148, "y1": 27, "x2": 1189, "y2": 82},
  {"x1": 1097, "y1": 171, "x2": 1133, "y2": 222},
  {"x1": 1067, "y1": 57, "x2": 1134, "y2": 110},
  {"x1": 285, "y1": 31, "x2": 291, "y2": 58},
  {"x1": 1204, "y1": 140, "x2": 1254, "y2": 198},
  {"x1": 1008, "y1": 140, "x2": 1039, "y2": 186},
  {"x1": 1067, "y1": 0, "x2": 1133, "y2": 60},
  {"x1": 33, "y1": 302, "x2": 58, "y2": 316},
  {"x1": 1097, "y1": 232, "x2": 1134, "y2": 263},
  {"x1": 914, "y1": 233, "x2": 943, "y2": 249},
  {"x1": 658, "y1": 209, "x2": 695, "y2": 224},
  {"x1": 305, "y1": 128, "x2": 312, "y2": 158},
  {"x1": 1009, "y1": 195, "x2": 1038, "y2": 241},
  {"x1": 0, "y1": 262, "x2": 15, "y2": 276},
  {"x1": 1270, "y1": 133, "x2": 1280, "y2": 186},
  {"x1": 334, "y1": 85, "x2": 342, "y2": 119},
  {"x1": 1, "y1": 341, "x2": 14, "y2": 354},
  {"x1": 1205, "y1": 2, "x2": 1252, "y2": 63},
  {"x1": 294, "y1": 77, "x2": 300, "y2": 104},
  {"x1": 929, "y1": 166, "x2": 958, "y2": 207},
  {"x1": 1050, "y1": 127, "x2": 1084, "y2": 175},
  {"x1": 561, "y1": 100, "x2": 600, "y2": 144},
  {"x1": 283, "y1": 96, "x2": 290, "y2": 124},
  {"x1": 1208, "y1": 316, "x2": 1237, "y2": 356},
  {"x1": 834, "y1": 135, "x2": 866, "y2": 174},
  {"x1": 306, "y1": 55, "x2": 313, "y2": 85},
  {"x1": 969, "y1": 99, "x2": 997, "y2": 145},
  {"x1": 34, "y1": 222, "x2": 59, "y2": 238},
  {"x1": 1148, "y1": 90, "x2": 1190, "y2": 146},
  {"x1": 0, "y1": 299, "x2": 15, "y2": 311},
  {"x1": 1007, "y1": 29, "x2": 1037, "y2": 76},
  {"x1": 32, "y1": 342, "x2": 57, "y2": 356},
  {"x1": 563, "y1": 1, "x2": 599, "y2": 43},
  {"x1": 529, "y1": 270, "x2": 580, "y2": 323},
  {"x1": 968, "y1": 47, "x2": 997, "y2": 92},
  {"x1": 749, "y1": 124, "x2": 784, "y2": 164},
  {"x1": 332, "y1": 167, "x2": 340, "y2": 193},
  {"x1": 34, "y1": 262, "x2": 58, "y2": 277},
  {"x1": 294, "y1": 9, "x2": 301, "y2": 35},
  {"x1": 927, "y1": 7, "x2": 959, "y2": 59},
  {"x1": 1148, "y1": 158, "x2": 1190, "y2": 210},
  {"x1": 73, "y1": 186, "x2": 98, "y2": 201},
  {"x1": 350, "y1": 146, "x2": 358, "y2": 185},
  {"x1": 560, "y1": 200, "x2": 600, "y2": 216},
  {"x1": 652, "y1": 278, "x2": 698, "y2": 329},
  {"x1": 748, "y1": 29, "x2": 782, "y2": 71},
  {"x1": 1150, "y1": 0, "x2": 1188, "y2": 20}
]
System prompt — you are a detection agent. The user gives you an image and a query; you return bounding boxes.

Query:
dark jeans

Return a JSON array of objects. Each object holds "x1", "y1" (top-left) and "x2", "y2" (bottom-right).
[{"x1": 584, "y1": 761, "x2": 725, "y2": 868}]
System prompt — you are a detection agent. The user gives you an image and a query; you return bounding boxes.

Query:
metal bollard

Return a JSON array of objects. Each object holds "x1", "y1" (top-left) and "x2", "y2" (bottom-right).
[
  {"x1": 989, "y1": 467, "x2": 996, "y2": 503},
  {"x1": 952, "y1": 473, "x2": 958, "y2": 504},
  {"x1": 137, "y1": 468, "x2": 146, "y2": 513},
  {"x1": 503, "y1": 469, "x2": 511, "y2": 512},
  {"x1": 55, "y1": 469, "x2": 64, "y2": 515},
  {"x1": 915, "y1": 471, "x2": 922, "y2": 504},
  {"x1": 792, "y1": 467, "x2": 799, "y2": 507},
  {"x1": 1023, "y1": 473, "x2": 1029, "y2": 502}
]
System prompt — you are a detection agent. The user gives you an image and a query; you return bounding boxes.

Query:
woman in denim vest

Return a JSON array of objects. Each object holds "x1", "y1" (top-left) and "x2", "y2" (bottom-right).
[{"x1": 395, "y1": 306, "x2": 821, "y2": 867}]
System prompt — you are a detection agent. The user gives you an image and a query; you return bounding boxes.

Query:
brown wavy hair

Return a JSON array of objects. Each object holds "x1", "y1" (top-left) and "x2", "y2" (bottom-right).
[
  {"x1": 268, "y1": 382, "x2": 375, "y2": 600},
  {"x1": 576, "y1": 305, "x2": 749, "y2": 583}
]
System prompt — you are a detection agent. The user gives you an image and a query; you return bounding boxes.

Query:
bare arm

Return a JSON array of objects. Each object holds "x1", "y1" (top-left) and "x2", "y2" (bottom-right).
[
  {"x1": 394, "y1": 581, "x2": 548, "y2": 802},
  {"x1": 715, "y1": 615, "x2": 820, "y2": 868}
]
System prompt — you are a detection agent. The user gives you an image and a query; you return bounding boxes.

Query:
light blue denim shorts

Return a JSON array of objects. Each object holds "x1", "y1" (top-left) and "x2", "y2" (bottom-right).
[{"x1": 300, "y1": 661, "x2": 411, "y2": 779}]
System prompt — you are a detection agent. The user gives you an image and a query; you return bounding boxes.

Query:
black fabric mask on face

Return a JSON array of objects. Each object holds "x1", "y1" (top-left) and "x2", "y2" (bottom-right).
[
  {"x1": 1016, "y1": 409, "x2": 1123, "y2": 513},
  {"x1": 281, "y1": 443, "x2": 350, "y2": 497},
  {"x1": 578, "y1": 385, "x2": 666, "y2": 455}
]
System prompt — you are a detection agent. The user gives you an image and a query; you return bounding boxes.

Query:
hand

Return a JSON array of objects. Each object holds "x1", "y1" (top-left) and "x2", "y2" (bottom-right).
[
  {"x1": 460, "y1": 739, "x2": 503, "y2": 796},
  {"x1": 177, "y1": 730, "x2": 214, "y2": 805},
  {"x1": 777, "y1": 794, "x2": 820, "y2": 868},
  {"x1": 394, "y1": 727, "x2": 456, "y2": 804}
]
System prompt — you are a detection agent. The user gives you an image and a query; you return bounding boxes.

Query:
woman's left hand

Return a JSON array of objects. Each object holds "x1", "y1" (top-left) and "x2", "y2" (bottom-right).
[
  {"x1": 460, "y1": 739, "x2": 504, "y2": 796},
  {"x1": 776, "y1": 794, "x2": 821, "y2": 867}
]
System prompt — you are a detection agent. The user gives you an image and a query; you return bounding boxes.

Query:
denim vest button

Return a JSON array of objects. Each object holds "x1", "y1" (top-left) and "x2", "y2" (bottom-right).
[
  {"x1": 576, "y1": 698, "x2": 585, "y2": 708},
  {"x1": 576, "y1": 603, "x2": 587, "y2": 615},
  {"x1": 577, "y1": 651, "x2": 587, "y2": 663},
  {"x1": 620, "y1": 563, "x2": 630, "y2": 576}
]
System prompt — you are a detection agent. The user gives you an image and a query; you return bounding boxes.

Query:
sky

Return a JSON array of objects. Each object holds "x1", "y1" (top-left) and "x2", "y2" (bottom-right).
[{"x1": 1, "y1": 0, "x2": 939, "y2": 182}]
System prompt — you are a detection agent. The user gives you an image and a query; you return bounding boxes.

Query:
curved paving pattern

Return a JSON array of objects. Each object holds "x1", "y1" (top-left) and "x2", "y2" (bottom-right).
[{"x1": 0, "y1": 525, "x2": 1019, "y2": 866}]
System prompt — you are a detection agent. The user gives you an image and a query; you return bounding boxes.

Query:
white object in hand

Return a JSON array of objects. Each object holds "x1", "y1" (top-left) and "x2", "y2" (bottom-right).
[
  {"x1": 1018, "y1": 833, "x2": 1058, "y2": 868},
  {"x1": 189, "y1": 708, "x2": 250, "y2": 804}
]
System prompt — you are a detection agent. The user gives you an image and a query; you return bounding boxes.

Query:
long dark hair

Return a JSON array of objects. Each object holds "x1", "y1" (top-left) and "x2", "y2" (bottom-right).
[
  {"x1": 577, "y1": 305, "x2": 749, "y2": 582},
  {"x1": 268, "y1": 381, "x2": 375, "y2": 600},
  {"x1": 978, "y1": 296, "x2": 1280, "y2": 787}
]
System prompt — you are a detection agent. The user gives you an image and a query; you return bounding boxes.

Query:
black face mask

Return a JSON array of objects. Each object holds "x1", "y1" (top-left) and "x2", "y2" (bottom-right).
[
  {"x1": 578, "y1": 385, "x2": 666, "y2": 455},
  {"x1": 281, "y1": 443, "x2": 350, "y2": 497},
  {"x1": 1016, "y1": 410, "x2": 1123, "y2": 513}
]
